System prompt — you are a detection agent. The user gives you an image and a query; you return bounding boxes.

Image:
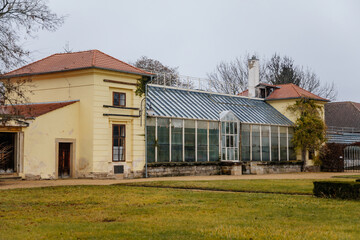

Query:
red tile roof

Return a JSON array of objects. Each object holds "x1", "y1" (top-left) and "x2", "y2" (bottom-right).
[
  {"x1": 266, "y1": 83, "x2": 328, "y2": 101},
  {"x1": 3, "y1": 50, "x2": 153, "y2": 77},
  {"x1": 239, "y1": 83, "x2": 328, "y2": 101},
  {"x1": 0, "y1": 100, "x2": 79, "y2": 118},
  {"x1": 238, "y1": 89, "x2": 248, "y2": 96}
]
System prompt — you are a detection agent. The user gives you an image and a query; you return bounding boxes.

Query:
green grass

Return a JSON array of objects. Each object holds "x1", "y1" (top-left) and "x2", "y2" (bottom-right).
[
  {"x1": 123, "y1": 179, "x2": 353, "y2": 194},
  {"x1": 1, "y1": 184, "x2": 360, "y2": 239},
  {"x1": 332, "y1": 175, "x2": 360, "y2": 179}
]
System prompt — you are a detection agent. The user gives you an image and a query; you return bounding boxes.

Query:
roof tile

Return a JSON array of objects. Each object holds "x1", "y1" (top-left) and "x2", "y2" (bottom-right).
[
  {"x1": 239, "y1": 83, "x2": 328, "y2": 101},
  {"x1": 0, "y1": 100, "x2": 79, "y2": 118},
  {"x1": 3, "y1": 50, "x2": 153, "y2": 77}
]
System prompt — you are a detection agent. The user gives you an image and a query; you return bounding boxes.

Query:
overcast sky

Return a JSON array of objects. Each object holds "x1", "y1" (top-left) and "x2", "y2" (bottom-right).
[{"x1": 25, "y1": 0, "x2": 360, "y2": 102}]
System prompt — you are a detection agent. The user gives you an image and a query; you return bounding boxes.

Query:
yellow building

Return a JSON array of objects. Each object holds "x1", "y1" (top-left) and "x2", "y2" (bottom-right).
[
  {"x1": 0, "y1": 50, "x2": 153, "y2": 179},
  {"x1": 0, "y1": 51, "x2": 328, "y2": 179}
]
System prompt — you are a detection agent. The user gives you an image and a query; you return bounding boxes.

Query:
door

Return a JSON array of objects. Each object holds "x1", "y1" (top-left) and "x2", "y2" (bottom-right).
[{"x1": 58, "y1": 143, "x2": 71, "y2": 178}]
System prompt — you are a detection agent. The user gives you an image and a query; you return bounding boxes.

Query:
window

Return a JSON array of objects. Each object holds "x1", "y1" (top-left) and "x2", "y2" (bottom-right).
[
  {"x1": 113, "y1": 125, "x2": 125, "y2": 161},
  {"x1": 261, "y1": 126, "x2": 270, "y2": 161},
  {"x1": 271, "y1": 126, "x2": 279, "y2": 161},
  {"x1": 185, "y1": 120, "x2": 195, "y2": 162},
  {"x1": 209, "y1": 122, "x2": 219, "y2": 161},
  {"x1": 241, "y1": 124, "x2": 250, "y2": 161},
  {"x1": 221, "y1": 121, "x2": 238, "y2": 161},
  {"x1": 113, "y1": 92, "x2": 126, "y2": 107},
  {"x1": 171, "y1": 119, "x2": 183, "y2": 162},
  {"x1": 280, "y1": 127, "x2": 287, "y2": 160},
  {"x1": 157, "y1": 118, "x2": 170, "y2": 162},
  {"x1": 147, "y1": 118, "x2": 156, "y2": 163},
  {"x1": 252, "y1": 125, "x2": 261, "y2": 161},
  {"x1": 197, "y1": 121, "x2": 208, "y2": 162}
]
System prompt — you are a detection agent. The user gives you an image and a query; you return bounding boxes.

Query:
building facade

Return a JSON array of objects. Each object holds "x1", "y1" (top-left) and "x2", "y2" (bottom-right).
[{"x1": 0, "y1": 50, "x2": 328, "y2": 179}]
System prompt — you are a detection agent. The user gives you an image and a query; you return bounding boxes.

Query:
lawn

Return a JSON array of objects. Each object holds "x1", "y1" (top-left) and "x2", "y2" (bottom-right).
[
  {"x1": 332, "y1": 174, "x2": 360, "y2": 179},
  {"x1": 1, "y1": 182, "x2": 360, "y2": 240},
  {"x1": 122, "y1": 178, "x2": 353, "y2": 195}
]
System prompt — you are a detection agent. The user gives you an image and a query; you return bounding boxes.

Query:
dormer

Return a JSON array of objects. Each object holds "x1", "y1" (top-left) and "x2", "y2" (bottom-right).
[{"x1": 255, "y1": 83, "x2": 279, "y2": 98}]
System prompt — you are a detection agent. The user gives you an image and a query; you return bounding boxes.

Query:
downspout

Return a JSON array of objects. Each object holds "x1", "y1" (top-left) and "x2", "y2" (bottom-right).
[{"x1": 144, "y1": 76, "x2": 152, "y2": 178}]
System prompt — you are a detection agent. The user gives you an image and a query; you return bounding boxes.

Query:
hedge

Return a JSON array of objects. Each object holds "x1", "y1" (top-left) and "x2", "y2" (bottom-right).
[{"x1": 313, "y1": 181, "x2": 360, "y2": 200}]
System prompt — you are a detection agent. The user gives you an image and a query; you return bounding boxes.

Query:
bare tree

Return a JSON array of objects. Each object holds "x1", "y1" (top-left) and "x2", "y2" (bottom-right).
[
  {"x1": 207, "y1": 54, "x2": 266, "y2": 95},
  {"x1": 133, "y1": 56, "x2": 180, "y2": 86},
  {"x1": 208, "y1": 53, "x2": 337, "y2": 100},
  {"x1": 0, "y1": 0, "x2": 64, "y2": 73},
  {"x1": 0, "y1": 0, "x2": 64, "y2": 122},
  {"x1": 265, "y1": 54, "x2": 337, "y2": 100}
]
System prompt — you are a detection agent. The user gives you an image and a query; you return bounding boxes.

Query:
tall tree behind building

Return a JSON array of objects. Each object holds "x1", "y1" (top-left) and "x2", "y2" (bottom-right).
[
  {"x1": 207, "y1": 53, "x2": 337, "y2": 100},
  {"x1": 133, "y1": 56, "x2": 179, "y2": 86}
]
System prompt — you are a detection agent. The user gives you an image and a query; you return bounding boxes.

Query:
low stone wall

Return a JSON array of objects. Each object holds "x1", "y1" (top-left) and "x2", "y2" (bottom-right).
[
  {"x1": 220, "y1": 162, "x2": 243, "y2": 175},
  {"x1": 248, "y1": 161, "x2": 303, "y2": 174},
  {"x1": 146, "y1": 162, "x2": 222, "y2": 178}
]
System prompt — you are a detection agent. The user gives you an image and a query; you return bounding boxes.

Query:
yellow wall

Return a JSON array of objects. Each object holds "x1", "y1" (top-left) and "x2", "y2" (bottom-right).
[
  {"x1": 267, "y1": 99, "x2": 326, "y2": 122},
  {"x1": 22, "y1": 102, "x2": 80, "y2": 179},
  {"x1": 93, "y1": 70, "x2": 145, "y2": 177},
  {"x1": 23, "y1": 69, "x2": 145, "y2": 178},
  {"x1": 267, "y1": 98, "x2": 326, "y2": 165}
]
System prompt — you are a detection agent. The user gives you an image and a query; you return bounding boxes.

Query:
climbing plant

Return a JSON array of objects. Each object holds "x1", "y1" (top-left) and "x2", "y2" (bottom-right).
[{"x1": 287, "y1": 99, "x2": 326, "y2": 168}]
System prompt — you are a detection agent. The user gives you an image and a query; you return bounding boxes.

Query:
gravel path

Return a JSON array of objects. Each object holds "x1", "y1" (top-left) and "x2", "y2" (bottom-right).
[{"x1": 0, "y1": 172, "x2": 357, "y2": 190}]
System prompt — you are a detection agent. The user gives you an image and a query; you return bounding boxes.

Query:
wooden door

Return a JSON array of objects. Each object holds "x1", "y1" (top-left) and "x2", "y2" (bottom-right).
[{"x1": 58, "y1": 143, "x2": 71, "y2": 178}]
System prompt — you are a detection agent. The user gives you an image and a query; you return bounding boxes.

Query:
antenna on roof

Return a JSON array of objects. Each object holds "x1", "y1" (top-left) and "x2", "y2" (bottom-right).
[{"x1": 63, "y1": 41, "x2": 73, "y2": 53}]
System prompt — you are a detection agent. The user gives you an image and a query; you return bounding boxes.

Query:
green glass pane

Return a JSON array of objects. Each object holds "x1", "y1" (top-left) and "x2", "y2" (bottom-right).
[
  {"x1": 146, "y1": 125, "x2": 156, "y2": 162},
  {"x1": 197, "y1": 121, "x2": 207, "y2": 162},
  {"x1": 252, "y1": 125, "x2": 261, "y2": 161},
  {"x1": 209, "y1": 126, "x2": 219, "y2": 162},
  {"x1": 171, "y1": 119, "x2": 183, "y2": 162},
  {"x1": 271, "y1": 126, "x2": 279, "y2": 161},
  {"x1": 241, "y1": 124, "x2": 250, "y2": 161},
  {"x1": 280, "y1": 127, "x2": 287, "y2": 161},
  {"x1": 158, "y1": 118, "x2": 169, "y2": 162},
  {"x1": 185, "y1": 120, "x2": 195, "y2": 162},
  {"x1": 262, "y1": 126, "x2": 270, "y2": 161}
]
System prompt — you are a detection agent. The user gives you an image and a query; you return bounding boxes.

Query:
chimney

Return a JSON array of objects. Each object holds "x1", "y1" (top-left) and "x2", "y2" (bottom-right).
[{"x1": 248, "y1": 56, "x2": 259, "y2": 98}]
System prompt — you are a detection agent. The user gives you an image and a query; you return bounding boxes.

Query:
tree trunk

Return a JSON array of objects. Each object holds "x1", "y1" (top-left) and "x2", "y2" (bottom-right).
[{"x1": 301, "y1": 148, "x2": 307, "y2": 172}]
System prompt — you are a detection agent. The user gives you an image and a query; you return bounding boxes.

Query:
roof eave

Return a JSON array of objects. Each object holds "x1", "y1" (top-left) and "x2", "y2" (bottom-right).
[
  {"x1": 265, "y1": 97, "x2": 330, "y2": 102},
  {"x1": 0, "y1": 66, "x2": 155, "y2": 79}
]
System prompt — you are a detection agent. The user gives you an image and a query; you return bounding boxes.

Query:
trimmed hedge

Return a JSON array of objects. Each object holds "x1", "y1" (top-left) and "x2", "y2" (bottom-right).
[{"x1": 313, "y1": 181, "x2": 360, "y2": 200}]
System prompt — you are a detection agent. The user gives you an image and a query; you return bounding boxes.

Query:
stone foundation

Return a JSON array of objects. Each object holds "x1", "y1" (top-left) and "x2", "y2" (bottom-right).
[
  {"x1": 146, "y1": 162, "x2": 222, "y2": 178},
  {"x1": 304, "y1": 165, "x2": 320, "y2": 172},
  {"x1": 246, "y1": 161, "x2": 303, "y2": 174},
  {"x1": 77, "y1": 172, "x2": 117, "y2": 179}
]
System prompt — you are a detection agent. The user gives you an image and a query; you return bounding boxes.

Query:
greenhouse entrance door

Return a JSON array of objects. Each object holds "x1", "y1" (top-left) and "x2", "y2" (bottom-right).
[{"x1": 220, "y1": 111, "x2": 239, "y2": 162}]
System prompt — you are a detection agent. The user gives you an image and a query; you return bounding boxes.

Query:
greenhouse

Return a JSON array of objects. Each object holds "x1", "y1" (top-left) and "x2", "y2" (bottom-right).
[{"x1": 146, "y1": 85, "x2": 296, "y2": 163}]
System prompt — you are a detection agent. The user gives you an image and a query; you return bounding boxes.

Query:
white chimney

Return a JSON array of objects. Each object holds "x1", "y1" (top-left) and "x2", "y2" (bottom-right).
[{"x1": 248, "y1": 56, "x2": 259, "y2": 98}]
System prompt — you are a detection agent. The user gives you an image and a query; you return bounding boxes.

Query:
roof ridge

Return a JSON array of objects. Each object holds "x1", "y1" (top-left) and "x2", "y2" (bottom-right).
[
  {"x1": 92, "y1": 50, "x2": 96, "y2": 66},
  {"x1": 53, "y1": 49, "x2": 95, "y2": 56},
  {"x1": 292, "y1": 83, "x2": 328, "y2": 101},
  {"x1": 290, "y1": 83, "x2": 302, "y2": 98},
  {"x1": 350, "y1": 102, "x2": 360, "y2": 112},
  {"x1": 98, "y1": 51, "x2": 153, "y2": 75}
]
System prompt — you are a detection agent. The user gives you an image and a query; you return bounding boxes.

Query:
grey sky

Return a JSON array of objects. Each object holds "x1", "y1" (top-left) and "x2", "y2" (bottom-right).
[{"x1": 26, "y1": 0, "x2": 360, "y2": 102}]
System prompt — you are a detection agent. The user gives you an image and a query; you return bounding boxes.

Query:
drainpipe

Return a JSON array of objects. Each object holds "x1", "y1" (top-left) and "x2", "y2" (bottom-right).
[{"x1": 144, "y1": 76, "x2": 152, "y2": 178}]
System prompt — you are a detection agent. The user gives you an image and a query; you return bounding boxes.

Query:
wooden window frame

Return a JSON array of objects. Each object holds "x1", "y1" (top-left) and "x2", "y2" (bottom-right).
[
  {"x1": 112, "y1": 124, "x2": 126, "y2": 162},
  {"x1": 113, "y1": 92, "x2": 126, "y2": 107}
]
